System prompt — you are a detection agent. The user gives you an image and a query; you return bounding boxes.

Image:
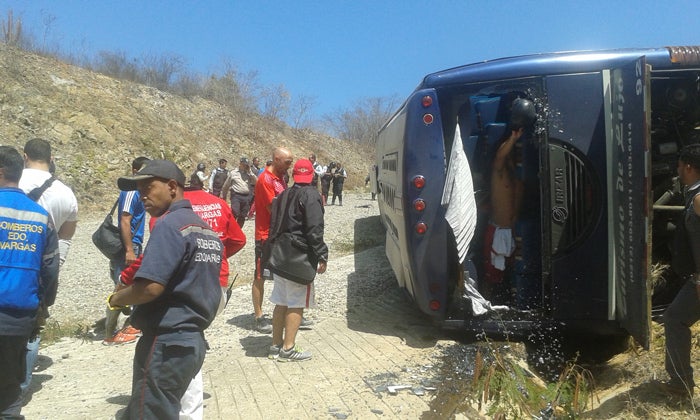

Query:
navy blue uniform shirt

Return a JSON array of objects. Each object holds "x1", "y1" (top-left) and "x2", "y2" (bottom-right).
[{"x1": 130, "y1": 199, "x2": 222, "y2": 335}]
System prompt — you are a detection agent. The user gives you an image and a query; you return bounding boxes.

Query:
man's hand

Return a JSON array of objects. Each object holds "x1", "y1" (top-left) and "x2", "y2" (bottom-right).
[
  {"x1": 317, "y1": 260, "x2": 327, "y2": 274},
  {"x1": 125, "y1": 248, "x2": 137, "y2": 266},
  {"x1": 510, "y1": 127, "x2": 525, "y2": 141}
]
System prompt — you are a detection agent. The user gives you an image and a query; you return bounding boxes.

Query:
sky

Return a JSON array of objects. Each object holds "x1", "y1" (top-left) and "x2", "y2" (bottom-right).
[{"x1": 3, "y1": 0, "x2": 700, "y2": 123}]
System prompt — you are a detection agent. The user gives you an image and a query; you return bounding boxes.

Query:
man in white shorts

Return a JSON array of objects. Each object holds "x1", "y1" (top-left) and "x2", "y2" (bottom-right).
[{"x1": 267, "y1": 159, "x2": 328, "y2": 362}]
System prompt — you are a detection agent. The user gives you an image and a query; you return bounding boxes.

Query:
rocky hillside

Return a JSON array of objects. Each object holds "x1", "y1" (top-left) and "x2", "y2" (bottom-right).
[{"x1": 0, "y1": 44, "x2": 373, "y2": 210}]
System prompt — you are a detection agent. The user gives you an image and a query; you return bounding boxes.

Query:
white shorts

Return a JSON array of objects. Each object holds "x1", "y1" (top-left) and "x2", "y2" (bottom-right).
[
  {"x1": 269, "y1": 273, "x2": 316, "y2": 309},
  {"x1": 490, "y1": 224, "x2": 515, "y2": 271}
]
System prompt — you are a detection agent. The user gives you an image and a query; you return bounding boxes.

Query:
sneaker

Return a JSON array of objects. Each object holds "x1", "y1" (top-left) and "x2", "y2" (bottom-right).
[
  {"x1": 278, "y1": 345, "x2": 312, "y2": 362},
  {"x1": 299, "y1": 317, "x2": 314, "y2": 330},
  {"x1": 268, "y1": 344, "x2": 282, "y2": 360},
  {"x1": 255, "y1": 316, "x2": 273, "y2": 334},
  {"x1": 120, "y1": 325, "x2": 142, "y2": 337},
  {"x1": 102, "y1": 328, "x2": 140, "y2": 346}
]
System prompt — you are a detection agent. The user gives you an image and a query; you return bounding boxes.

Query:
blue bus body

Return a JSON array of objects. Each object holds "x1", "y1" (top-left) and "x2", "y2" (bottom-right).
[{"x1": 375, "y1": 46, "x2": 700, "y2": 349}]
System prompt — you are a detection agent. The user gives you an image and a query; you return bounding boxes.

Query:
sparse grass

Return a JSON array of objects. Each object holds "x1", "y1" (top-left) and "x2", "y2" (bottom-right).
[
  {"x1": 461, "y1": 340, "x2": 594, "y2": 418},
  {"x1": 40, "y1": 318, "x2": 94, "y2": 346}
]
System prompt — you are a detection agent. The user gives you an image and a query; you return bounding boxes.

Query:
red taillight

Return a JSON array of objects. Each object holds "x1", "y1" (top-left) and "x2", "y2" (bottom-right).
[
  {"x1": 415, "y1": 222, "x2": 427, "y2": 234},
  {"x1": 412, "y1": 175, "x2": 425, "y2": 189},
  {"x1": 413, "y1": 199, "x2": 425, "y2": 212},
  {"x1": 423, "y1": 113, "x2": 434, "y2": 125},
  {"x1": 421, "y1": 96, "x2": 433, "y2": 107},
  {"x1": 429, "y1": 299, "x2": 441, "y2": 311}
]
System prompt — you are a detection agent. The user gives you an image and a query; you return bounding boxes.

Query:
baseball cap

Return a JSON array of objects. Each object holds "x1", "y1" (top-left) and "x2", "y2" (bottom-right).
[
  {"x1": 293, "y1": 158, "x2": 314, "y2": 184},
  {"x1": 117, "y1": 159, "x2": 186, "y2": 191},
  {"x1": 240, "y1": 157, "x2": 249, "y2": 165}
]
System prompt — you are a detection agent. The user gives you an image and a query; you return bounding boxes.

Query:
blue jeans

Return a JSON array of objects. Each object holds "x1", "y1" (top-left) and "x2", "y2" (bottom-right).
[
  {"x1": 19, "y1": 335, "x2": 39, "y2": 395},
  {"x1": 664, "y1": 279, "x2": 700, "y2": 388}
]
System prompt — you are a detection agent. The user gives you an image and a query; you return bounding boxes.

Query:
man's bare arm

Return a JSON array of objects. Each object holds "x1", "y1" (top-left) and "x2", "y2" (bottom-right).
[
  {"x1": 120, "y1": 212, "x2": 137, "y2": 265},
  {"x1": 57, "y1": 220, "x2": 77, "y2": 240},
  {"x1": 493, "y1": 128, "x2": 524, "y2": 171},
  {"x1": 109, "y1": 278, "x2": 166, "y2": 307}
]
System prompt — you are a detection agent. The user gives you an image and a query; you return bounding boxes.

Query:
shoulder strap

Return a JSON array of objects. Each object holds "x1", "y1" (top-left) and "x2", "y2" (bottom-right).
[
  {"x1": 108, "y1": 198, "x2": 119, "y2": 216},
  {"x1": 110, "y1": 197, "x2": 146, "y2": 233},
  {"x1": 28, "y1": 176, "x2": 56, "y2": 202}
]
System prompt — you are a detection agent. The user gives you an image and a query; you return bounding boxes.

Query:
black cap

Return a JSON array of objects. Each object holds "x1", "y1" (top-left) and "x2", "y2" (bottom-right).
[
  {"x1": 117, "y1": 159, "x2": 186, "y2": 191},
  {"x1": 240, "y1": 157, "x2": 250, "y2": 165}
]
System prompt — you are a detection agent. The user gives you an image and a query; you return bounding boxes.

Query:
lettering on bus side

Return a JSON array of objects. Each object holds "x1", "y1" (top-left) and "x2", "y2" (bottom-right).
[
  {"x1": 611, "y1": 58, "x2": 644, "y2": 320},
  {"x1": 613, "y1": 69, "x2": 628, "y2": 318},
  {"x1": 551, "y1": 166, "x2": 569, "y2": 225}
]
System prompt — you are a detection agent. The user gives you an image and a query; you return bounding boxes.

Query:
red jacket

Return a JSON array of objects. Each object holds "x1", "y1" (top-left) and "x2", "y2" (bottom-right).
[{"x1": 120, "y1": 191, "x2": 246, "y2": 287}]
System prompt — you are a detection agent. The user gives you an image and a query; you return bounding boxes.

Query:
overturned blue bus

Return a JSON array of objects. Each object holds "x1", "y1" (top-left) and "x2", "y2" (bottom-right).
[{"x1": 375, "y1": 46, "x2": 700, "y2": 349}]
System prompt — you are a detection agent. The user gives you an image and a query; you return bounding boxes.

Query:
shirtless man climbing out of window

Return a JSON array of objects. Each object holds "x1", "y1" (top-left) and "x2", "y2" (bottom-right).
[{"x1": 482, "y1": 96, "x2": 536, "y2": 304}]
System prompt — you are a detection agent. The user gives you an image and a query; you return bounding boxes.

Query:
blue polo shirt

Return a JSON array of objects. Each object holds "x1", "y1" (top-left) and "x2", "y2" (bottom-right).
[{"x1": 130, "y1": 199, "x2": 222, "y2": 335}]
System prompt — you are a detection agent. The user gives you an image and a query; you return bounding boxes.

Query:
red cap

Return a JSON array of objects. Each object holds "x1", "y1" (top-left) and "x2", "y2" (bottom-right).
[{"x1": 293, "y1": 158, "x2": 314, "y2": 183}]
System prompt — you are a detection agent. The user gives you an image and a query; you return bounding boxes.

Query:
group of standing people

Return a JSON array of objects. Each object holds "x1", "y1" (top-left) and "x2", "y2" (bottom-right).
[
  {"x1": 98, "y1": 146, "x2": 328, "y2": 418},
  {"x1": 315, "y1": 157, "x2": 347, "y2": 206},
  {"x1": 194, "y1": 153, "x2": 348, "y2": 210},
  {"x1": 194, "y1": 156, "x2": 262, "y2": 228}
]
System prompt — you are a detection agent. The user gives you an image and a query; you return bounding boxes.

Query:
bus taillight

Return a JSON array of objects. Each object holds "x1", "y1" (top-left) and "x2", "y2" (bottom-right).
[
  {"x1": 412, "y1": 175, "x2": 425, "y2": 189},
  {"x1": 429, "y1": 299, "x2": 440, "y2": 311},
  {"x1": 423, "y1": 113, "x2": 434, "y2": 125},
  {"x1": 421, "y1": 96, "x2": 433, "y2": 107},
  {"x1": 413, "y1": 198, "x2": 426, "y2": 212},
  {"x1": 415, "y1": 222, "x2": 427, "y2": 234}
]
